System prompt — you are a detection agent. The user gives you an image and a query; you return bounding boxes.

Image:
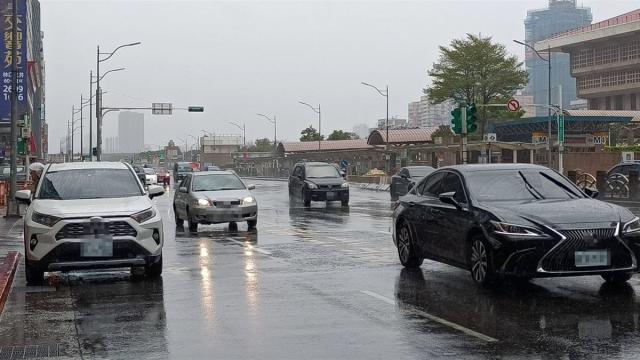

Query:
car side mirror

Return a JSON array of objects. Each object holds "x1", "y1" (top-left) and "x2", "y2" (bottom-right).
[
  {"x1": 15, "y1": 189, "x2": 31, "y2": 204},
  {"x1": 179, "y1": 186, "x2": 188, "y2": 193},
  {"x1": 401, "y1": 174, "x2": 408, "y2": 179},
  {"x1": 407, "y1": 182, "x2": 415, "y2": 191},
  {"x1": 582, "y1": 186, "x2": 599, "y2": 198},
  {"x1": 148, "y1": 185, "x2": 165, "y2": 199},
  {"x1": 439, "y1": 191, "x2": 461, "y2": 210},
  {"x1": 247, "y1": 184, "x2": 256, "y2": 190}
]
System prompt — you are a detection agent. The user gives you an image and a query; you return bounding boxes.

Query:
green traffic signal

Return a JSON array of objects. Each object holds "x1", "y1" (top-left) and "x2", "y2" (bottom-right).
[
  {"x1": 188, "y1": 106, "x2": 205, "y2": 112},
  {"x1": 450, "y1": 108, "x2": 462, "y2": 134},
  {"x1": 466, "y1": 103, "x2": 477, "y2": 133}
]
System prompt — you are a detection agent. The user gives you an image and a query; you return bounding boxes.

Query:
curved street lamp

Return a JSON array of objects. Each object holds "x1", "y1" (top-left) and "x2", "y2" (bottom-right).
[{"x1": 299, "y1": 101, "x2": 321, "y2": 150}]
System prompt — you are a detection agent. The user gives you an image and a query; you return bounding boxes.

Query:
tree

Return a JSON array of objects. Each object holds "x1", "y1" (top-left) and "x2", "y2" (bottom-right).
[
  {"x1": 327, "y1": 130, "x2": 352, "y2": 140},
  {"x1": 431, "y1": 125, "x2": 454, "y2": 142},
  {"x1": 247, "y1": 138, "x2": 273, "y2": 152},
  {"x1": 300, "y1": 125, "x2": 324, "y2": 142},
  {"x1": 425, "y1": 34, "x2": 528, "y2": 137}
]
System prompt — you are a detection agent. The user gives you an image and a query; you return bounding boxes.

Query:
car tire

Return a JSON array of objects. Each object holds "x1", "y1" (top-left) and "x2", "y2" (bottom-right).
[
  {"x1": 145, "y1": 255, "x2": 163, "y2": 277},
  {"x1": 469, "y1": 235, "x2": 498, "y2": 288},
  {"x1": 396, "y1": 220, "x2": 423, "y2": 268},
  {"x1": 229, "y1": 221, "x2": 238, "y2": 231},
  {"x1": 341, "y1": 199, "x2": 349, "y2": 207},
  {"x1": 187, "y1": 208, "x2": 198, "y2": 232},
  {"x1": 247, "y1": 219, "x2": 257, "y2": 229},
  {"x1": 25, "y1": 260, "x2": 44, "y2": 285},
  {"x1": 174, "y1": 207, "x2": 183, "y2": 228},
  {"x1": 302, "y1": 189, "x2": 311, "y2": 207},
  {"x1": 601, "y1": 273, "x2": 632, "y2": 284}
]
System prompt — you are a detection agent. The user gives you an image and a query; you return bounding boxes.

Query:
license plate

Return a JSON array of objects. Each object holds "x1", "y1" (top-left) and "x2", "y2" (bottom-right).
[
  {"x1": 81, "y1": 237, "x2": 113, "y2": 257},
  {"x1": 326, "y1": 191, "x2": 335, "y2": 199},
  {"x1": 575, "y1": 250, "x2": 609, "y2": 267}
]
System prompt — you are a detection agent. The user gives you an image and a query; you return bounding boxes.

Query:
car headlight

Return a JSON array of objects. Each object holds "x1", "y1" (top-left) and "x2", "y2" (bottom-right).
[
  {"x1": 194, "y1": 198, "x2": 211, "y2": 207},
  {"x1": 131, "y1": 208, "x2": 157, "y2": 223},
  {"x1": 341, "y1": 182, "x2": 349, "y2": 188},
  {"x1": 490, "y1": 221, "x2": 544, "y2": 237},
  {"x1": 242, "y1": 196, "x2": 255, "y2": 205},
  {"x1": 306, "y1": 182, "x2": 317, "y2": 189},
  {"x1": 623, "y1": 217, "x2": 640, "y2": 234},
  {"x1": 31, "y1": 212, "x2": 61, "y2": 227}
]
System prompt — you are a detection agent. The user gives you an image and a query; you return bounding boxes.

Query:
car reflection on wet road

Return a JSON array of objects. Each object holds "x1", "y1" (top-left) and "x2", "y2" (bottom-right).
[{"x1": 1, "y1": 179, "x2": 640, "y2": 359}]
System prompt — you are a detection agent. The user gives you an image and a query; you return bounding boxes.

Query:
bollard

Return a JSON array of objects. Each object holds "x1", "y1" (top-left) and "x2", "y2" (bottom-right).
[
  {"x1": 630, "y1": 171, "x2": 639, "y2": 201},
  {"x1": 596, "y1": 171, "x2": 608, "y2": 198},
  {"x1": 567, "y1": 170, "x2": 577, "y2": 184}
]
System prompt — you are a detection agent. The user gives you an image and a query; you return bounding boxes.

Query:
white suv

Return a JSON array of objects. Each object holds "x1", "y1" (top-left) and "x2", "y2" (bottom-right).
[{"x1": 15, "y1": 162, "x2": 165, "y2": 284}]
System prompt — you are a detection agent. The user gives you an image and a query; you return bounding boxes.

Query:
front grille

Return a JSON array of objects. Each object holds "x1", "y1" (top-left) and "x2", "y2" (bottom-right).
[
  {"x1": 539, "y1": 227, "x2": 633, "y2": 272},
  {"x1": 44, "y1": 240, "x2": 150, "y2": 261},
  {"x1": 213, "y1": 200, "x2": 240, "y2": 207},
  {"x1": 55, "y1": 221, "x2": 137, "y2": 240},
  {"x1": 318, "y1": 184, "x2": 343, "y2": 190}
]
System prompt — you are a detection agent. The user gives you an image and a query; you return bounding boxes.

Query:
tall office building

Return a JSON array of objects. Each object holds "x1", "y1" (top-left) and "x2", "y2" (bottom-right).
[
  {"x1": 118, "y1": 111, "x2": 144, "y2": 153},
  {"x1": 524, "y1": 0, "x2": 592, "y2": 115},
  {"x1": 408, "y1": 102, "x2": 419, "y2": 127},
  {"x1": 408, "y1": 95, "x2": 453, "y2": 128}
]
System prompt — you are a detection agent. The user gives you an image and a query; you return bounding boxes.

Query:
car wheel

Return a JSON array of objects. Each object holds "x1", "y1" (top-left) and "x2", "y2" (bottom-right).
[
  {"x1": 247, "y1": 219, "x2": 257, "y2": 229},
  {"x1": 145, "y1": 255, "x2": 163, "y2": 277},
  {"x1": 174, "y1": 206, "x2": 183, "y2": 228},
  {"x1": 396, "y1": 220, "x2": 423, "y2": 268},
  {"x1": 25, "y1": 260, "x2": 44, "y2": 285},
  {"x1": 470, "y1": 236, "x2": 497, "y2": 288},
  {"x1": 187, "y1": 208, "x2": 198, "y2": 232},
  {"x1": 302, "y1": 189, "x2": 311, "y2": 207},
  {"x1": 229, "y1": 221, "x2": 238, "y2": 231},
  {"x1": 601, "y1": 273, "x2": 632, "y2": 284}
]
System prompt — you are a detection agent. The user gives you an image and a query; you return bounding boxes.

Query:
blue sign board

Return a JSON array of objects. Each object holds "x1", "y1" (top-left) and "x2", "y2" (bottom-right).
[
  {"x1": 340, "y1": 160, "x2": 349, "y2": 169},
  {"x1": 0, "y1": 0, "x2": 27, "y2": 123}
]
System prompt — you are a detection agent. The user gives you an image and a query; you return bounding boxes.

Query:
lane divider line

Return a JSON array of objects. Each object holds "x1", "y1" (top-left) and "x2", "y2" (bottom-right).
[
  {"x1": 360, "y1": 290, "x2": 498, "y2": 343},
  {"x1": 225, "y1": 238, "x2": 272, "y2": 255}
]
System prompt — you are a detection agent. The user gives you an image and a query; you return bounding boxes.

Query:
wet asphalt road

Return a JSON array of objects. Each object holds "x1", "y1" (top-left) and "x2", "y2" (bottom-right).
[{"x1": 3, "y1": 180, "x2": 640, "y2": 359}]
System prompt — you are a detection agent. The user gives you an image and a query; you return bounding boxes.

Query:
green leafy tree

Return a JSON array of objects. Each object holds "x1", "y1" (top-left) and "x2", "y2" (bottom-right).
[
  {"x1": 300, "y1": 125, "x2": 324, "y2": 142},
  {"x1": 327, "y1": 130, "x2": 352, "y2": 140},
  {"x1": 425, "y1": 34, "x2": 528, "y2": 137},
  {"x1": 430, "y1": 125, "x2": 455, "y2": 141},
  {"x1": 247, "y1": 138, "x2": 273, "y2": 152}
]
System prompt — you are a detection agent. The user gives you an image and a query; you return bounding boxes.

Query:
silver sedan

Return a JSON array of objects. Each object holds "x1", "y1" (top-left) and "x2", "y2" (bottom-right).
[{"x1": 173, "y1": 171, "x2": 257, "y2": 231}]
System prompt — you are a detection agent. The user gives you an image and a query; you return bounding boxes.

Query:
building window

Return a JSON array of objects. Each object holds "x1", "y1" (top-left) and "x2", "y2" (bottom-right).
[
  {"x1": 615, "y1": 95, "x2": 624, "y2": 110},
  {"x1": 632, "y1": 94, "x2": 637, "y2": 111},
  {"x1": 605, "y1": 96, "x2": 612, "y2": 110}
]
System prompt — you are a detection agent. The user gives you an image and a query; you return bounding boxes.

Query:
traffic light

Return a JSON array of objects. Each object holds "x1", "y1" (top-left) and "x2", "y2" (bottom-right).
[
  {"x1": 188, "y1": 106, "x2": 204, "y2": 112},
  {"x1": 92, "y1": 147, "x2": 97, "y2": 156},
  {"x1": 466, "y1": 103, "x2": 478, "y2": 133},
  {"x1": 450, "y1": 108, "x2": 462, "y2": 134}
]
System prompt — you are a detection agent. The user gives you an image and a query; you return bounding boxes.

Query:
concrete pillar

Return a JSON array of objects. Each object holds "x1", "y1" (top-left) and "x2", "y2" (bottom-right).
[
  {"x1": 512, "y1": 149, "x2": 517, "y2": 163},
  {"x1": 529, "y1": 149, "x2": 534, "y2": 164}
]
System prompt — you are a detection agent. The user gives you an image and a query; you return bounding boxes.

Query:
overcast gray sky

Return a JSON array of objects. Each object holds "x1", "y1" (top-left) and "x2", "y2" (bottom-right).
[{"x1": 42, "y1": 0, "x2": 638, "y2": 152}]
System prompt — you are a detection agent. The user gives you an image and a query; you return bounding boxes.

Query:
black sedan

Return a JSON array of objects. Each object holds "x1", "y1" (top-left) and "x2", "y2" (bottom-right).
[
  {"x1": 390, "y1": 166, "x2": 434, "y2": 200},
  {"x1": 392, "y1": 164, "x2": 640, "y2": 287}
]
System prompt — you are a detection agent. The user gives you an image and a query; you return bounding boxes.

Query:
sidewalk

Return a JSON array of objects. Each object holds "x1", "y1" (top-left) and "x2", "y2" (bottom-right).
[{"x1": 0, "y1": 210, "x2": 24, "y2": 259}]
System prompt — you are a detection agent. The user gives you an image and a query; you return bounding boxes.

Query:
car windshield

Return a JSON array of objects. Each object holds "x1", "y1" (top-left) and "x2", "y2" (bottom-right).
[
  {"x1": 466, "y1": 169, "x2": 585, "y2": 202},
  {"x1": 38, "y1": 169, "x2": 143, "y2": 200},
  {"x1": 408, "y1": 168, "x2": 433, "y2": 177},
  {"x1": 191, "y1": 174, "x2": 246, "y2": 191},
  {"x1": 144, "y1": 168, "x2": 155, "y2": 175},
  {"x1": 306, "y1": 165, "x2": 341, "y2": 178},
  {"x1": 178, "y1": 165, "x2": 193, "y2": 172}
]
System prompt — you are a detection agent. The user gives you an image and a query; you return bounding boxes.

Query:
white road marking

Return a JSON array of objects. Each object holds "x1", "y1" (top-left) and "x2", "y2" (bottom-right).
[
  {"x1": 360, "y1": 290, "x2": 498, "y2": 343},
  {"x1": 225, "y1": 237, "x2": 272, "y2": 255},
  {"x1": 8, "y1": 219, "x2": 23, "y2": 237}
]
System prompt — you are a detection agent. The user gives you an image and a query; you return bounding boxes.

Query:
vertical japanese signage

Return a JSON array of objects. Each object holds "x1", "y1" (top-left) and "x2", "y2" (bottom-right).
[{"x1": 0, "y1": 0, "x2": 27, "y2": 123}]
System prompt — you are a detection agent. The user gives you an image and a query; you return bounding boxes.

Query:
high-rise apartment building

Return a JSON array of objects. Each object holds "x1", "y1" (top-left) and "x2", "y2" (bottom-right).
[
  {"x1": 524, "y1": 0, "x2": 592, "y2": 115},
  {"x1": 408, "y1": 95, "x2": 453, "y2": 128},
  {"x1": 118, "y1": 111, "x2": 144, "y2": 153},
  {"x1": 352, "y1": 123, "x2": 370, "y2": 139}
]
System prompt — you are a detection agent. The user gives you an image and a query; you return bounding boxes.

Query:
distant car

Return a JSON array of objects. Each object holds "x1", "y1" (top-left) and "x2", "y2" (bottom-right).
[
  {"x1": 156, "y1": 168, "x2": 171, "y2": 186},
  {"x1": 143, "y1": 168, "x2": 158, "y2": 185},
  {"x1": 15, "y1": 162, "x2": 165, "y2": 284},
  {"x1": 132, "y1": 165, "x2": 147, "y2": 185},
  {"x1": 392, "y1": 164, "x2": 640, "y2": 288},
  {"x1": 173, "y1": 171, "x2": 257, "y2": 231},
  {"x1": 390, "y1": 166, "x2": 435, "y2": 200},
  {"x1": 174, "y1": 162, "x2": 194, "y2": 183},
  {"x1": 607, "y1": 162, "x2": 640, "y2": 177},
  {"x1": 288, "y1": 161, "x2": 349, "y2": 207}
]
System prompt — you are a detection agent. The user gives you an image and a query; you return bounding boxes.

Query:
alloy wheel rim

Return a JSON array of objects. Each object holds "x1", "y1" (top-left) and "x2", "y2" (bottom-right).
[
  {"x1": 471, "y1": 240, "x2": 487, "y2": 282},
  {"x1": 398, "y1": 225, "x2": 411, "y2": 263}
]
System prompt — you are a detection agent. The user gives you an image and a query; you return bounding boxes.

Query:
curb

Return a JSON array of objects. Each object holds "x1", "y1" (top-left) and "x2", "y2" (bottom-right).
[{"x1": 0, "y1": 251, "x2": 20, "y2": 314}]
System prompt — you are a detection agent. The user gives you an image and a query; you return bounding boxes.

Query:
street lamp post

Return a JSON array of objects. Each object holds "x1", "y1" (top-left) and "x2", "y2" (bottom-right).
[
  {"x1": 361, "y1": 81, "x2": 390, "y2": 172},
  {"x1": 257, "y1": 114, "x2": 277, "y2": 153},
  {"x1": 229, "y1": 122, "x2": 246, "y2": 149},
  {"x1": 514, "y1": 40, "x2": 552, "y2": 167},
  {"x1": 299, "y1": 102, "x2": 321, "y2": 150},
  {"x1": 96, "y1": 42, "x2": 140, "y2": 161}
]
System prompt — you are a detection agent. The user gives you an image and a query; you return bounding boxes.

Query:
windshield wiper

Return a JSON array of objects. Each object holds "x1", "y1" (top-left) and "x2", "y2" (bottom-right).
[
  {"x1": 539, "y1": 172, "x2": 581, "y2": 198},
  {"x1": 518, "y1": 171, "x2": 544, "y2": 200}
]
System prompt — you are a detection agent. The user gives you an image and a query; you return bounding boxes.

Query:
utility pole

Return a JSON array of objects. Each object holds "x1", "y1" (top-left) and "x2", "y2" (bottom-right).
[
  {"x1": 5, "y1": 0, "x2": 19, "y2": 217},
  {"x1": 80, "y1": 94, "x2": 84, "y2": 161},
  {"x1": 558, "y1": 84, "x2": 564, "y2": 174},
  {"x1": 71, "y1": 106, "x2": 74, "y2": 162},
  {"x1": 89, "y1": 71, "x2": 93, "y2": 161},
  {"x1": 96, "y1": 46, "x2": 101, "y2": 161}
]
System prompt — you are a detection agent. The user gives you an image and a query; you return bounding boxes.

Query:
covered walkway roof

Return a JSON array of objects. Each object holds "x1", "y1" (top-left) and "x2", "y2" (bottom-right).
[
  {"x1": 367, "y1": 127, "x2": 439, "y2": 146},
  {"x1": 277, "y1": 139, "x2": 380, "y2": 154}
]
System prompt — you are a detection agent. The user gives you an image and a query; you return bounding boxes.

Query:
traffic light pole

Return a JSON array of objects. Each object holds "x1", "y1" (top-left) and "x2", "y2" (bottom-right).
[{"x1": 461, "y1": 105, "x2": 468, "y2": 164}]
